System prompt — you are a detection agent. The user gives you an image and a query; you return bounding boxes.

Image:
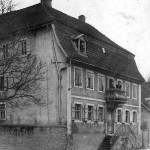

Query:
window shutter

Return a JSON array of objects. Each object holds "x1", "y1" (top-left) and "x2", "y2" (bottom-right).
[
  {"x1": 93, "y1": 106, "x2": 97, "y2": 122},
  {"x1": 96, "y1": 106, "x2": 99, "y2": 121},
  {"x1": 71, "y1": 103, "x2": 75, "y2": 121},
  {"x1": 85, "y1": 105, "x2": 88, "y2": 121},
  {"x1": 82, "y1": 105, "x2": 85, "y2": 121}
]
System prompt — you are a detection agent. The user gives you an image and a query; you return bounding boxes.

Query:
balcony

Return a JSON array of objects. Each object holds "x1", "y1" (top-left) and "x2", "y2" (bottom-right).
[{"x1": 105, "y1": 89, "x2": 127, "y2": 109}]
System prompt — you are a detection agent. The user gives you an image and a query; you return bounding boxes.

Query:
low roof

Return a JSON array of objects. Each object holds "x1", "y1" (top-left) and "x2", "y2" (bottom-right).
[{"x1": 0, "y1": 3, "x2": 144, "y2": 82}]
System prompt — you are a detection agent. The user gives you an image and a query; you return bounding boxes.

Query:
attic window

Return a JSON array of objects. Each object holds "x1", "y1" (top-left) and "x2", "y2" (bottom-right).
[
  {"x1": 102, "y1": 48, "x2": 105, "y2": 54},
  {"x1": 72, "y1": 34, "x2": 87, "y2": 55}
]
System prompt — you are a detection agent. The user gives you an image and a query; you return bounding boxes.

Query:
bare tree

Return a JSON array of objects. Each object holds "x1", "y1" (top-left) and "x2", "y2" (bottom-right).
[
  {"x1": 0, "y1": 33, "x2": 47, "y2": 107},
  {"x1": 0, "y1": 0, "x2": 15, "y2": 14}
]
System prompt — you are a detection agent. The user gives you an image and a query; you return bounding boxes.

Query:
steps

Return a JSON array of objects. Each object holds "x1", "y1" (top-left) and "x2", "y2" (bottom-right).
[{"x1": 98, "y1": 135, "x2": 112, "y2": 150}]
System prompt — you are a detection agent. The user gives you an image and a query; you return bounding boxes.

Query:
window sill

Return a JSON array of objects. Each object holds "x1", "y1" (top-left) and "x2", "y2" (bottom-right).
[
  {"x1": 86, "y1": 87, "x2": 94, "y2": 91},
  {"x1": 87, "y1": 120, "x2": 94, "y2": 124},
  {"x1": 74, "y1": 120, "x2": 82, "y2": 123}
]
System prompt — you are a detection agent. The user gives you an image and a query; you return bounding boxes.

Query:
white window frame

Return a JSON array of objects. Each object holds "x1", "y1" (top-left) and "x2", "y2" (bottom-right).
[
  {"x1": 87, "y1": 103, "x2": 94, "y2": 123},
  {"x1": 98, "y1": 74, "x2": 105, "y2": 93},
  {"x1": 132, "y1": 83, "x2": 137, "y2": 99},
  {"x1": 107, "y1": 76, "x2": 115, "y2": 89},
  {"x1": 98, "y1": 105, "x2": 104, "y2": 123},
  {"x1": 0, "y1": 102, "x2": 6, "y2": 120},
  {"x1": 125, "y1": 81, "x2": 130, "y2": 98},
  {"x1": 86, "y1": 70, "x2": 94, "y2": 90},
  {"x1": 116, "y1": 108, "x2": 122, "y2": 124},
  {"x1": 125, "y1": 109, "x2": 130, "y2": 124},
  {"x1": 74, "y1": 66, "x2": 83, "y2": 88},
  {"x1": 116, "y1": 79, "x2": 123, "y2": 90},
  {"x1": 132, "y1": 110, "x2": 138, "y2": 124},
  {"x1": 74, "y1": 102, "x2": 83, "y2": 122}
]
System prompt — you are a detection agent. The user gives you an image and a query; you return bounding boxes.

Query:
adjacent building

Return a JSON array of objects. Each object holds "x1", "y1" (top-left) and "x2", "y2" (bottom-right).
[{"x1": 0, "y1": 0, "x2": 144, "y2": 149}]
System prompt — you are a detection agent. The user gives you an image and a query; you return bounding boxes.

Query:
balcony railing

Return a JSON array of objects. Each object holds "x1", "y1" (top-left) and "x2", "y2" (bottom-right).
[{"x1": 105, "y1": 89, "x2": 127, "y2": 104}]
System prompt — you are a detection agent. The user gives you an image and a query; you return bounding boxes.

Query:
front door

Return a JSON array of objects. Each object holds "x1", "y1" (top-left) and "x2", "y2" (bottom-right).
[{"x1": 107, "y1": 109, "x2": 114, "y2": 134}]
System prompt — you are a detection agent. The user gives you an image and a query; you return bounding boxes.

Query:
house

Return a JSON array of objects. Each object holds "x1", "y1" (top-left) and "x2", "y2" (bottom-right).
[
  {"x1": 141, "y1": 82, "x2": 150, "y2": 148},
  {"x1": 0, "y1": 0, "x2": 144, "y2": 149}
]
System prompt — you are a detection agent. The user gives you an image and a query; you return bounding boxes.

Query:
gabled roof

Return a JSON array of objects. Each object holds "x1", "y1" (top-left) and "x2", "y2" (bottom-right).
[
  {"x1": 141, "y1": 82, "x2": 150, "y2": 110},
  {"x1": 0, "y1": 3, "x2": 144, "y2": 82}
]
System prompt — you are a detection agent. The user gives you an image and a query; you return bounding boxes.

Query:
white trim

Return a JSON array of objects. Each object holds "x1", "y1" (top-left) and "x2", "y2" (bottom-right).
[
  {"x1": 132, "y1": 83, "x2": 137, "y2": 99},
  {"x1": 145, "y1": 97, "x2": 150, "y2": 101},
  {"x1": 71, "y1": 95, "x2": 105, "y2": 102},
  {"x1": 132, "y1": 110, "x2": 138, "y2": 124},
  {"x1": 86, "y1": 70, "x2": 94, "y2": 90},
  {"x1": 124, "y1": 104, "x2": 139, "y2": 108},
  {"x1": 98, "y1": 73, "x2": 105, "y2": 93},
  {"x1": 125, "y1": 81, "x2": 130, "y2": 98},
  {"x1": 74, "y1": 66, "x2": 83, "y2": 88},
  {"x1": 116, "y1": 79, "x2": 123, "y2": 90},
  {"x1": 98, "y1": 105, "x2": 105, "y2": 123}
]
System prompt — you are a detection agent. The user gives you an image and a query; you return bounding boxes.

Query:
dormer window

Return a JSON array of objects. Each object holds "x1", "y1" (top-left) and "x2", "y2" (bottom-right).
[{"x1": 72, "y1": 34, "x2": 87, "y2": 55}]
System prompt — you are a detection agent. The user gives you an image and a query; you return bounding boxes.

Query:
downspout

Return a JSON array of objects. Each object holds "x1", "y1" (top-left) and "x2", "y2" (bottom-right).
[
  {"x1": 51, "y1": 28, "x2": 61, "y2": 124},
  {"x1": 51, "y1": 24, "x2": 69, "y2": 124}
]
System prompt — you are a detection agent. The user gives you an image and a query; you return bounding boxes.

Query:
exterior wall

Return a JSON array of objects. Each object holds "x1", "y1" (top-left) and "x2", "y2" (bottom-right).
[
  {"x1": 0, "y1": 125, "x2": 67, "y2": 150},
  {"x1": 0, "y1": 26, "x2": 68, "y2": 126}
]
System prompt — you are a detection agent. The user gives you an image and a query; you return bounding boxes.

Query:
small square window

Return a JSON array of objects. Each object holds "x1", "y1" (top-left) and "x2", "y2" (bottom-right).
[
  {"x1": 86, "y1": 71, "x2": 94, "y2": 90},
  {"x1": 116, "y1": 80, "x2": 122, "y2": 90},
  {"x1": 108, "y1": 78, "x2": 115, "y2": 89}
]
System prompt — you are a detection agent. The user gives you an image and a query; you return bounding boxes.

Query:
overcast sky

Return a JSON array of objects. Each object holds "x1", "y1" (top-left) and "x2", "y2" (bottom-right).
[{"x1": 15, "y1": 0, "x2": 150, "y2": 80}]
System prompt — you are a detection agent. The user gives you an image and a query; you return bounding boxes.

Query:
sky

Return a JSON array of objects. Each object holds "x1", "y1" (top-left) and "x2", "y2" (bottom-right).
[{"x1": 15, "y1": 0, "x2": 150, "y2": 80}]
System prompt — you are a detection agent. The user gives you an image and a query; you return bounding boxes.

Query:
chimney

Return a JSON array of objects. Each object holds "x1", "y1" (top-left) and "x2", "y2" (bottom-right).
[
  {"x1": 41, "y1": 0, "x2": 52, "y2": 8},
  {"x1": 78, "y1": 15, "x2": 86, "y2": 23}
]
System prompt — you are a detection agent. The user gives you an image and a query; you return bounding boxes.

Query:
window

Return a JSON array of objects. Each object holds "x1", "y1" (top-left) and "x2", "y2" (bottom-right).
[
  {"x1": 132, "y1": 84, "x2": 137, "y2": 99},
  {"x1": 0, "y1": 76, "x2": 4, "y2": 91},
  {"x1": 98, "y1": 74, "x2": 105, "y2": 92},
  {"x1": 98, "y1": 106, "x2": 104, "y2": 122},
  {"x1": 133, "y1": 111, "x2": 137, "y2": 123},
  {"x1": 108, "y1": 78, "x2": 115, "y2": 89},
  {"x1": 72, "y1": 34, "x2": 87, "y2": 55},
  {"x1": 3, "y1": 44, "x2": 9, "y2": 58},
  {"x1": 74, "y1": 67, "x2": 83, "y2": 87},
  {"x1": 125, "y1": 110, "x2": 130, "y2": 123},
  {"x1": 86, "y1": 71, "x2": 94, "y2": 90},
  {"x1": 88, "y1": 105, "x2": 93, "y2": 121},
  {"x1": 125, "y1": 82, "x2": 130, "y2": 98},
  {"x1": 75, "y1": 104, "x2": 82, "y2": 121},
  {"x1": 20, "y1": 40, "x2": 27, "y2": 55},
  {"x1": 116, "y1": 79, "x2": 123, "y2": 90},
  {"x1": 116, "y1": 109, "x2": 122, "y2": 123},
  {"x1": 0, "y1": 103, "x2": 6, "y2": 120}
]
